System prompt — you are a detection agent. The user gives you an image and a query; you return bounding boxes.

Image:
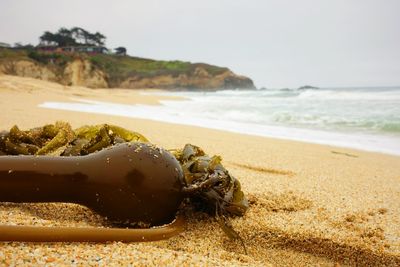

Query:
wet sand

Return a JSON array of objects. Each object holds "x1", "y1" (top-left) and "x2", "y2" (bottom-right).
[{"x1": 1, "y1": 75, "x2": 400, "y2": 266}]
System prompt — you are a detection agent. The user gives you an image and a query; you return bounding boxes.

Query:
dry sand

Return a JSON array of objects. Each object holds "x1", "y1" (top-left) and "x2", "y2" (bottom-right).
[{"x1": 0, "y1": 75, "x2": 399, "y2": 266}]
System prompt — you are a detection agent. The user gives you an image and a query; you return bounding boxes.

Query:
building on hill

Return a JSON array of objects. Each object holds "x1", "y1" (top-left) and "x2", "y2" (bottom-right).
[
  {"x1": 36, "y1": 45, "x2": 58, "y2": 52},
  {"x1": 0, "y1": 42, "x2": 11, "y2": 48},
  {"x1": 36, "y1": 45, "x2": 108, "y2": 55},
  {"x1": 62, "y1": 46, "x2": 108, "y2": 54}
]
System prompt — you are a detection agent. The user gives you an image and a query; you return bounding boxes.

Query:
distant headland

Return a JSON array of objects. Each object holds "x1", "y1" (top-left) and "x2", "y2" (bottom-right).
[
  {"x1": 298, "y1": 85, "x2": 319, "y2": 90},
  {"x1": 0, "y1": 27, "x2": 255, "y2": 90}
]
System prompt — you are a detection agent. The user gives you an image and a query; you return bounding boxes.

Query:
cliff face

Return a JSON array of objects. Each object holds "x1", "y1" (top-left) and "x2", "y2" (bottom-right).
[
  {"x1": 119, "y1": 68, "x2": 254, "y2": 89},
  {"x1": 0, "y1": 60, "x2": 58, "y2": 82},
  {"x1": 0, "y1": 59, "x2": 107, "y2": 88},
  {"x1": 0, "y1": 54, "x2": 255, "y2": 90},
  {"x1": 62, "y1": 59, "x2": 108, "y2": 88}
]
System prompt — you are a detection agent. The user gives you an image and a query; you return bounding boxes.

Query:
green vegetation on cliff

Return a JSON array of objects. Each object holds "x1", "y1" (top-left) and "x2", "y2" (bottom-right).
[
  {"x1": 0, "y1": 48, "x2": 72, "y2": 66},
  {"x1": 0, "y1": 49, "x2": 225, "y2": 74},
  {"x1": 88, "y1": 54, "x2": 228, "y2": 86},
  {"x1": 0, "y1": 48, "x2": 26, "y2": 60}
]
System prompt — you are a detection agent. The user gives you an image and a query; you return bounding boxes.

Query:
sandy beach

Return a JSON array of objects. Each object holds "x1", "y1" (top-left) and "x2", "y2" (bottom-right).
[{"x1": 1, "y1": 75, "x2": 400, "y2": 266}]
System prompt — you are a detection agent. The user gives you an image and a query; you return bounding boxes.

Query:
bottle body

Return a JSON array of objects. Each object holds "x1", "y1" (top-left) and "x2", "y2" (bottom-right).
[{"x1": 0, "y1": 143, "x2": 185, "y2": 226}]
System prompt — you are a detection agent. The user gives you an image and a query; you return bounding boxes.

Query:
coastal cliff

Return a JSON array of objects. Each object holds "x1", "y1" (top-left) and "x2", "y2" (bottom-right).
[{"x1": 0, "y1": 49, "x2": 255, "y2": 90}]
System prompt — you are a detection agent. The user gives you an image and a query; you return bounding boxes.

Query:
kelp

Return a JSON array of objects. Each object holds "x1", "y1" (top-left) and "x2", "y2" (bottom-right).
[
  {"x1": 0, "y1": 122, "x2": 248, "y2": 249},
  {"x1": 173, "y1": 144, "x2": 248, "y2": 252},
  {"x1": 0, "y1": 122, "x2": 148, "y2": 156}
]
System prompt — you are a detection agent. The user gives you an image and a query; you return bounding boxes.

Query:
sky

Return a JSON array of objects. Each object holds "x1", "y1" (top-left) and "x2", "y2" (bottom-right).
[{"x1": 0, "y1": 0, "x2": 399, "y2": 88}]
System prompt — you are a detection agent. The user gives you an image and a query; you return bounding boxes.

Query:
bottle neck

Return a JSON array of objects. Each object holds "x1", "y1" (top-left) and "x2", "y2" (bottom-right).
[{"x1": 0, "y1": 155, "x2": 88, "y2": 203}]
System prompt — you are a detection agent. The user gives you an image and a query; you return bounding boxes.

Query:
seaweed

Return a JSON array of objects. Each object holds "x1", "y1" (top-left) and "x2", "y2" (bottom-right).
[{"x1": 0, "y1": 122, "x2": 248, "y2": 251}]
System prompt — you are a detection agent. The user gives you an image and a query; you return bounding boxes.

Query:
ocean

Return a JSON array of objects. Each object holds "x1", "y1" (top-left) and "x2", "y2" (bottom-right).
[{"x1": 39, "y1": 86, "x2": 400, "y2": 155}]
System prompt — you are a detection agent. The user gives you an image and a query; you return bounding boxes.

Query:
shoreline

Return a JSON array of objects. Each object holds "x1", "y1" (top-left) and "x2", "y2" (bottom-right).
[
  {"x1": 39, "y1": 97, "x2": 400, "y2": 156},
  {"x1": 1, "y1": 75, "x2": 400, "y2": 266}
]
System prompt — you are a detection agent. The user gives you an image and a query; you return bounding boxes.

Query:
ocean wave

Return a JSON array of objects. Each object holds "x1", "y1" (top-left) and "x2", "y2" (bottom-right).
[
  {"x1": 149, "y1": 87, "x2": 400, "y2": 136},
  {"x1": 179, "y1": 87, "x2": 400, "y2": 101},
  {"x1": 296, "y1": 89, "x2": 400, "y2": 101}
]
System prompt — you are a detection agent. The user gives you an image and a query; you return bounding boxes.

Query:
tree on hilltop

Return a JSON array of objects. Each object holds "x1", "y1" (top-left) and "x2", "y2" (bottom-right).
[
  {"x1": 71, "y1": 27, "x2": 89, "y2": 44},
  {"x1": 114, "y1": 46, "x2": 127, "y2": 56},
  {"x1": 39, "y1": 28, "x2": 76, "y2": 47},
  {"x1": 39, "y1": 27, "x2": 106, "y2": 47},
  {"x1": 92, "y1": 32, "x2": 106, "y2": 46}
]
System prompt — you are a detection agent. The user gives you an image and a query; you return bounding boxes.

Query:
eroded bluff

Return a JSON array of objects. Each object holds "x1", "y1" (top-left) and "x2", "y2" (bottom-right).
[{"x1": 0, "y1": 58, "x2": 255, "y2": 90}]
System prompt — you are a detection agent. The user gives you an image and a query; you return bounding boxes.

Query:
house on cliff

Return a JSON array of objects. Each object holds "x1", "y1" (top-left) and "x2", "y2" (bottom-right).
[{"x1": 36, "y1": 45, "x2": 108, "y2": 55}]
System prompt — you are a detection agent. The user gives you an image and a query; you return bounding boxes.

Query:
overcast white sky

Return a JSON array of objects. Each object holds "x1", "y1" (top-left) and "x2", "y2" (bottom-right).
[{"x1": 1, "y1": 0, "x2": 399, "y2": 88}]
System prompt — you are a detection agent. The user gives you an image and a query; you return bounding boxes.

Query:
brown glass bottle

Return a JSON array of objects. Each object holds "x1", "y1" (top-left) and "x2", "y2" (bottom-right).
[{"x1": 0, "y1": 142, "x2": 185, "y2": 226}]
